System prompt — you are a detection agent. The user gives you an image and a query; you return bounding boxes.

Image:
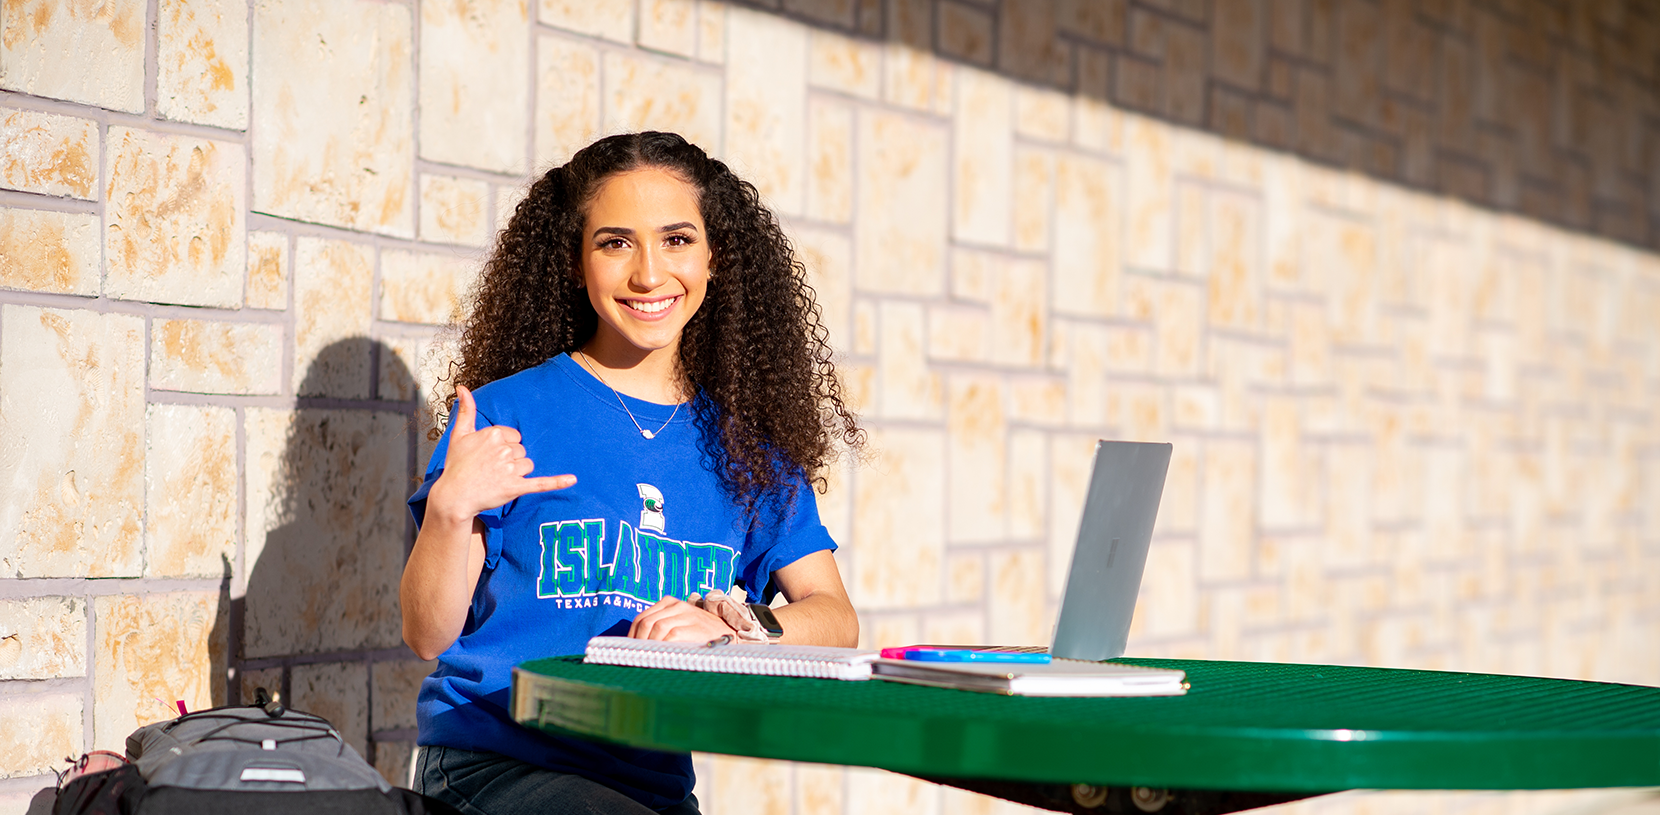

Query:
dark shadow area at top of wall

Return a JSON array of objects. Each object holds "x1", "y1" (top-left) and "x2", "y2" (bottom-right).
[{"x1": 759, "y1": 0, "x2": 1659, "y2": 252}]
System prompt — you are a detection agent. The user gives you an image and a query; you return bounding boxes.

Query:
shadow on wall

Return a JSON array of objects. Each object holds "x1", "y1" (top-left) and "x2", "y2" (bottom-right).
[
  {"x1": 228, "y1": 336, "x2": 429, "y2": 770},
  {"x1": 776, "y1": 0, "x2": 1656, "y2": 250}
]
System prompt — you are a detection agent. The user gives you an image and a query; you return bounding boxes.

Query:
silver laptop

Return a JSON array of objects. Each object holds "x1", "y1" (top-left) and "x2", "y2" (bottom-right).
[
  {"x1": 1049, "y1": 440, "x2": 1172, "y2": 660},
  {"x1": 900, "y1": 440, "x2": 1172, "y2": 662}
]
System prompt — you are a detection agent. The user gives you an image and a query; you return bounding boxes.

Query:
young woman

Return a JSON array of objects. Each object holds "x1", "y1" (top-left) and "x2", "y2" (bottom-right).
[{"x1": 400, "y1": 132, "x2": 862, "y2": 815}]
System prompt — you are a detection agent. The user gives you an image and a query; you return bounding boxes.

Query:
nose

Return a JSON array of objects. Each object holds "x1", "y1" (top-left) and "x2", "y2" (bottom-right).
[{"x1": 630, "y1": 243, "x2": 668, "y2": 291}]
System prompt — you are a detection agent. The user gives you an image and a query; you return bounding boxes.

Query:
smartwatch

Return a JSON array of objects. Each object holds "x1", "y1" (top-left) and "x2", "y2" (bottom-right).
[{"x1": 746, "y1": 603, "x2": 784, "y2": 640}]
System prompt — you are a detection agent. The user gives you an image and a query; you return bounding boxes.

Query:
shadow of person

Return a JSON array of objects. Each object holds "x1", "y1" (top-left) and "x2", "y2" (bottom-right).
[{"x1": 232, "y1": 335, "x2": 426, "y2": 777}]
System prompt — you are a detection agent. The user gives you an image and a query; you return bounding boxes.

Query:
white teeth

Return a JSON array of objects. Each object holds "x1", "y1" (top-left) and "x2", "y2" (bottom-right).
[{"x1": 627, "y1": 297, "x2": 676, "y2": 314}]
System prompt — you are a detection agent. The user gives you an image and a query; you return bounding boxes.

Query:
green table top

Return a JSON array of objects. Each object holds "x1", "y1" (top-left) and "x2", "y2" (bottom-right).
[{"x1": 512, "y1": 656, "x2": 1660, "y2": 793}]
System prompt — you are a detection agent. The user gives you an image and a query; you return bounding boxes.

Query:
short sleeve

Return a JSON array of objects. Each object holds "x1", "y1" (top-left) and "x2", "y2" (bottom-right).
[
  {"x1": 733, "y1": 476, "x2": 837, "y2": 603},
  {"x1": 407, "y1": 403, "x2": 509, "y2": 569}
]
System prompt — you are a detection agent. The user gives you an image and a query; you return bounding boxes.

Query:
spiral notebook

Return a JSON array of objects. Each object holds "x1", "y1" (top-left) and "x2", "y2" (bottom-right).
[{"x1": 584, "y1": 636, "x2": 881, "y2": 680}]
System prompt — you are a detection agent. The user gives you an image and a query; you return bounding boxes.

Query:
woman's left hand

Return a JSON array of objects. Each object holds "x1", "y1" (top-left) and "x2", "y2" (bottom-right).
[{"x1": 628, "y1": 596, "x2": 737, "y2": 643}]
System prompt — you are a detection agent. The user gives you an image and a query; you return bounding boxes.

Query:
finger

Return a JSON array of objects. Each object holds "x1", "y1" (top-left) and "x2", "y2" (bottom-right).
[
  {"x1": 629, "y1": 598, "x2": 678, "y2": 639},
  {"x1": 452, "y1": 385, "x2": 478, "y2": 438},
  {"x1": 511, "y1": 474, "x2": 576, "y2": 496}
]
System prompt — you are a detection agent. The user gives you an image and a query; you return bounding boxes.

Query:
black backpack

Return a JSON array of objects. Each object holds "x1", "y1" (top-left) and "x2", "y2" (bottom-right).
[{"x1": 53, "y1": 693, "x2": 458, "y2": 815}]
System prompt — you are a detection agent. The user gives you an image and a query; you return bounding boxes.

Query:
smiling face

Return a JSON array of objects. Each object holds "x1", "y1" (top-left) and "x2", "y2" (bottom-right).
[{"x1": 579, "y1": 167, "x2": 711, "y2": 369}]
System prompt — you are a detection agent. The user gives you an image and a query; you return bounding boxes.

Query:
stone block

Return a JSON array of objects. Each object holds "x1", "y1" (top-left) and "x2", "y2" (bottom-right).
[
  {"x1": 1164, "y1": 21, "x2": 1207, "y2": 125},
  {"x1": 1012, "y1": 147, "x2": 1055, "y2": 253},
  {"x1": 876, "y1": 301, "x2": 941, "y2": 420},
  {"x1": 807, "y1": 30, "x2": 880, "y2": 99},
  {"x1": 850, "y1": 428, "x2": 943, "y2": 609},
  {"x1": 698, "y1": 1, "x2": 726, "y2": 63},
  {"x1": 639, "y1": 0, "x2": 697, "y2": 58},
  {"x1": 726, "y1": 9, "x2": 806, "y2": 217},
  {"x1": 1059, "y1": 0, "x2": 1126, "y2": 46},
  {"x1": 0, "y1": 107, "x2": 97, "y2": 198},
  {"x1": 1008, "y1": 376, "x2": 1066, "y2": 426},
  {"x1": 1064, "y1": 322, "x2": 1109, "y2": 426},
  {"x1": 244, "y1": 407, "x2": 409, "y2": 657},
  {"x1": 602, "y1": 51, "x2": 721, "y2": 152},
  {"x1": 105, "y1": 127, "x2": 246, "y2": 307},
  {"x1": 94, "y1": 592, "x2": 226, "y2": 750},
  {"x1": 1258, "y1": 397, "x2": 1310, "y2": 530},
  {"x1": 150, "y1": 318, "x2": 282, "y2": 395},
  {"x1": 420, "y1": 174, "x2": 490, "y2": 248},
  {"x1": 378, "y1": 335, "x2": 420, "y2": 403},
  {"x1": 0, "y1": 208, "x2": 99, "y2": 295},
  {"x1": 792, "y1": 226, "x2": 852, "y2": 352},
  {"x1": 1207, "y1": 191, "x2": 1264, "y2": 329},
  {"x1": 381, "y1": 249, "x2": 476, "y2": 327},
  {"x1": 922, "y1": 610, "x2": 985, "y2": 646},
  {"x1": 539, "y1": 0, "x2": 634, "y2": 43},
  {"x1": 0, "y1": 692, "x2": 82, "y2": 779},
  {"x1": 157, "y1": 0, "x2": 249, "y2": 129},
  {"x1": 372, "y1": 658, "x2": 435, "y2": 732},
  {"x1": 990, "y1": 548, "x2": 1048, "y2": 644},
  {"x1": 797, "y1": 763, "x2": 845, "y2": 815},
  {"x1": 0, "y1": 597, "x2": 86, "y2": 680},
  {"x1": 952, "y1": 67, "x2": 1011, "y2": 248},
  {"x1": 0, "y1": 0, "x2": 145, "y2": 112},
  {"x1": 1115, "y1": 53, "x2": 1162, "y2": 113},
  {"x1": 292, "y1": 662, "x2": 369, "y2": 756},
  {"x1": 1015, "y1": 85, "x2": 1070, "y2": 143},
  {"x1": 708, "y1": 754, "x2": 792, "y2": 815},
  {"x1": 1122, "y1": 275, "x2": 1201, "y2": 376},
  {"x1": 246, "y1": 230, "x2": 288, "y2": 309},
  {"x1": 846, "y1": 768, "x2": 939, "y2": 815},
  {"x1": 946, "y1": 375, "x2": 1006, "y2": 544},
  {"x1": 805, "y1": 99, "x2": 853, "y2": 224},
  {"x1": 374, "y1": 740, "x2": 417, "y2": 788},
  {"x1": 1008, "y1": 429, "x2": 1046, "y2": 540},
  {"x1": 0, "y1": 307, "x2": 144, "y2": 578},
  {"x1": 882, "y1": 0, "x2": 935, "y2": 111},
  {"x1": 1198, "y1": 440, "x2": 1256, "y2": 582},
  {"x1": 991, "y1": 258, "x2": 1047, "y2": 367},
  {"x1": 1211, "y1": 0, "x2": 1262, "y2": 91},
  {"x1": 854, "y1": 111, "x2": 947, "y2": 296},
  {"x1": 535, "y1": 35, "x2": 602, "y2": 167},
  {"x1": 1124, "y1": 116, "x2": 1173, "y2": 270},
  {"x1": 1052, "y1": 153, "x2": 1122, "y2": 318},
  {"x1": 927, "y1": 304, "x2": 990, "y2": 362},
  {"x1": 784, "y1": 0, "x2": 855, "y2": 28},
  {"x1": 945, "y1": 551, "x2": 985, "y2": 604},
  {"x1": 252, "y1": 0, "x2": 414, "y2": 237},
  {"x1": 145, "y1": 404, "x2": 236, "y2": 577},
  {"x1": 1074, "y1": 50, "x2": 1125, "y2": 154},
  {"x1": 421, "y1": 0, "x2": 528, "y2": 174},
  {"x1": 939, "y1": 1, "x2": 993, "y2": 65},
  {"x1": 1138, "y1": 540, "x2": 1197, "y2": 638},
  {"x1": 293, "y1": 238, "x2": 373, "y2": 398},
  {"x1": 997, "y1": 0, "x2": 1067, "y2": 85}
]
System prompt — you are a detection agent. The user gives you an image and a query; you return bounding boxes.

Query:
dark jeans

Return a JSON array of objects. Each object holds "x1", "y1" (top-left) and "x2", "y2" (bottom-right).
[{"x1": 414, "y1": 746, "x2": 701, "y2": 815}]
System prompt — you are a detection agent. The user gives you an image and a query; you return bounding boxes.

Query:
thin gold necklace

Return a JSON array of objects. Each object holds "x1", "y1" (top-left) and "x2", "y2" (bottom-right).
[{"x1": 575, "y1": 351, "x2": 680, "y2": 440}]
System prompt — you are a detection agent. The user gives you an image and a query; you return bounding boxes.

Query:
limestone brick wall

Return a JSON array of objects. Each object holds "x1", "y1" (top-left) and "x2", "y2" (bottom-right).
[{"x1": 1, "y1": 2, "x2": 1658, "y2": 815}]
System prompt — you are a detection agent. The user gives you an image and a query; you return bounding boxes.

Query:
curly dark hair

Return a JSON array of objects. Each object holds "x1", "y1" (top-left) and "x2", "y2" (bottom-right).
[{"x1": 435, "y1": 131, "x2": 862, "y2": 516}]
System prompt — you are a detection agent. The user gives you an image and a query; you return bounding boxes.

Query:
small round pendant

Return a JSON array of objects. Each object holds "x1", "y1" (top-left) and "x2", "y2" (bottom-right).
[{"x1": 641, "y1": 429, "x2": 655, "y2": 439}]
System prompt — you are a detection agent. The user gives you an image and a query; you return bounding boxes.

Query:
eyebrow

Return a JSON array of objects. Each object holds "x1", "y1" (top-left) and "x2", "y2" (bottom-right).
[{"x1": 591, "y1": 222, "x2": 700, "y2": 239}]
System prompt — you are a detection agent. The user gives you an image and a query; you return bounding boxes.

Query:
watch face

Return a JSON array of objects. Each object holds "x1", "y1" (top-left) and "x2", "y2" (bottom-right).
[{"x1": 748, "y1": 603, "x2": 784, "y2": 638}]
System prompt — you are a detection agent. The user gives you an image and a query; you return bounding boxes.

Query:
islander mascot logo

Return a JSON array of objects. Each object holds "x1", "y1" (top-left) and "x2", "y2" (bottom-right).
[{"x1": 638, "y1": 483, "x2": 666, "y2": 533}]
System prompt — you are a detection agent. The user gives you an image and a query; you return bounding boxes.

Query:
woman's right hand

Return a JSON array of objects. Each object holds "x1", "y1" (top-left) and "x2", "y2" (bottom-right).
[
  {"x1": 402, "y1": 385, "x2": 575, "y2": 660},
  {"x1": 426, "y1": 385, "x2": 576, "y2": 522}
]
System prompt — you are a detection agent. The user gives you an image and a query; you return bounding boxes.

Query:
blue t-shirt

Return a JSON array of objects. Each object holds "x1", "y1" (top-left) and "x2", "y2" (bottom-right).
[{"x1": 407, "y1": 353, "x2": 835, "y2": 808}]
